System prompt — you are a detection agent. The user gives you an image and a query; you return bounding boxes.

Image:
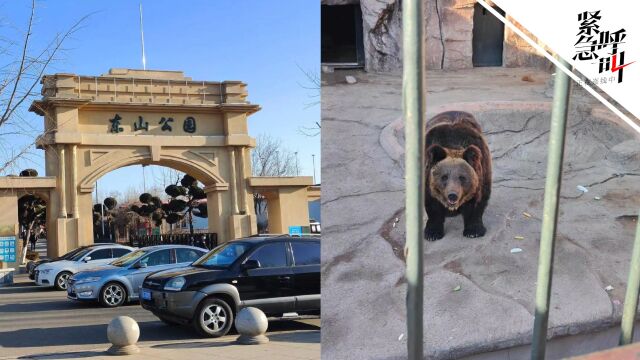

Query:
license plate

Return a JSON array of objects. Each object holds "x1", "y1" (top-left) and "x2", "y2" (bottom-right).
[{"x1": 141, "y1": 289, "x2": 152, "y2": 301}]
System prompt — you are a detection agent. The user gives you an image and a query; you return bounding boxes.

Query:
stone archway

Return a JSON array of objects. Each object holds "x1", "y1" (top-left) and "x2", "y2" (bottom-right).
[
  {"x1": 76, "y1": 147, "x2": 231, "y2": 247},
  {"x1": 30, "y1": 69, "x2": 260, "y2": 256}
]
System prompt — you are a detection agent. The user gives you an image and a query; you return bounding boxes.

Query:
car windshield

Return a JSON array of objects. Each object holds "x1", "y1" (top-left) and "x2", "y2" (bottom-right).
[
  {"x1": 111, "y1": 249, "x2": 148, "y2": 267},
  {"x1": 69, "y1": 248, "x2": 93, "y2": 261},
  {"x1": 192, "y1": 242, "x2": 251, "y2": 268}
]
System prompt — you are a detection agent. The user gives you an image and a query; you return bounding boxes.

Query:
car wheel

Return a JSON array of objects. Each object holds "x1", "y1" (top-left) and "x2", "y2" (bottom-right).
[
  {"x1": 158, "y1": 316, "x2": 180, "y2": 326},
  {"x1": 192, "y1": 298, "x2": 234, "y2": 337},
  {"x1": 100, "y1": 282, "x2": 127, "y2": 307},
  {"x1": 54, "y1": 271, "x2": 72, "y2": 291}
]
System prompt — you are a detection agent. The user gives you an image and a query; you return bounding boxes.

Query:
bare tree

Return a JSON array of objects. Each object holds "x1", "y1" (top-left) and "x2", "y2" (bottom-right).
[
  {"x1": 251, "y1": 134, "x2": 298, "y2": 177},
  {"x1": 251, "y1": 134, "x2": 298, "y2": 233},
  {"x1": 0, "y1": 1, "x2": 92, "y2": 174},
  {"x1": 296, "y1": 64, "x2": 321, "y2": 137}
]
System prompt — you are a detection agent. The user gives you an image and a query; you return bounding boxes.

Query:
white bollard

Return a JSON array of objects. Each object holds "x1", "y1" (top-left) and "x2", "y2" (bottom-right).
[
  {"x1": 235, "y1": 307, "x2": 269, "y2": 345},
  {"x1": 106, "y1": 316, "x2": 140, "y2": 355}
]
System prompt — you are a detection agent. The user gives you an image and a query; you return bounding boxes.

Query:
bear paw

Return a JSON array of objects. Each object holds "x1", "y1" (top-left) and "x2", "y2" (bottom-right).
[
  {"x1": 463, "y1": 225, "x2": 486, "y2": 238},
  {"x1": 424, "y1": 226, "x2": 444, "y2": 241}
]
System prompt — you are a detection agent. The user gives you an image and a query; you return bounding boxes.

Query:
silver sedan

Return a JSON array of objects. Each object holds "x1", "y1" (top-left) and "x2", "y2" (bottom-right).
[{"x1": 67, "y1": 244, "x2": 207, "y2": 307}]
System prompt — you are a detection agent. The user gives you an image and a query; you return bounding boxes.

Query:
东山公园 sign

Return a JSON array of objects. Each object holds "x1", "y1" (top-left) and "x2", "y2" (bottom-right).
[{"x1": 109, "y1": 113, "x2": 197, "y2": 134}]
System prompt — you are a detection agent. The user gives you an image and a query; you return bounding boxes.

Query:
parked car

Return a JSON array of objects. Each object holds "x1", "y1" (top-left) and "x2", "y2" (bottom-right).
[
  {"x1": 140, "y1": 236, "x2": 320, "y2": 337},
  {"x1": 34, "y1": 244, "x2": 135, "y2": 290},
  {"x1": 27, "y1": 243, "x2": 127, "y2": 280},
  {"x1": 67, "y1": 245, "x2": 207, "y2": 307}
]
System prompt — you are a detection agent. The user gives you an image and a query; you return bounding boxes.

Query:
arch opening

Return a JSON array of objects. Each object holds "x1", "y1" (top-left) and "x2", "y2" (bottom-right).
[{"x1": 90, "y1": 163, "x2": 218, "y2": 247}]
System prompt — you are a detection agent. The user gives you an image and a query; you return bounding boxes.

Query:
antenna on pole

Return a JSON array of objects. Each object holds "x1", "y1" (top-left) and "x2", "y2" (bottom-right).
[{"x1": 139, "y1": 3, "x2": 147, "y2": 70}]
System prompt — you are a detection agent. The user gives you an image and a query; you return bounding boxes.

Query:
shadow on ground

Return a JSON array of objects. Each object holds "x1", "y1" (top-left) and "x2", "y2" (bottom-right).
[
  {"x1": 0, "y1": 283, "x2": 58, "y2": 294},
  {"x1": 17, "y1": 350, "x2": 104, "y2": 359},
  {"x1": 151, "y1": 319, "x2": 321, "y2": 349},
  {"x1": 0, "y1": 321, "x2": 194, "y2": 348},
  {"x1": 0, "y1": 299, "x2": 96, "y2": 313},
  {"x1": 2, "y1": 318, "x2": 320, "y2": 350}
]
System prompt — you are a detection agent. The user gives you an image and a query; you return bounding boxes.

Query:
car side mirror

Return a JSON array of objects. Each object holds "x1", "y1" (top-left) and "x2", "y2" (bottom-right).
[
  {"x1": 135, "y1": 262, "x2": 148, "y2": 269},
  {"x1": 242, "y1": 259, "x2": 261, "y2": 271},
  {"x1": 83, "y1": 256, "x2": 91, "y2": 262}
]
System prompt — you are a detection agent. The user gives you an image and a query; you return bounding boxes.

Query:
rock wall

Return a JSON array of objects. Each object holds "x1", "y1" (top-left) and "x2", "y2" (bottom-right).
[
  {"x1": 323, "y1": 0, "x2": 551, "y2": 72},
  {"x1": 426, "y1": 0, "x2": 475, "y2": 70},
  {"x1": 360, "y1": 0, "x2": 403, "y2": 72},
  {"x1": 503, "y1": 15, "x2": 553, "y2": 70}
]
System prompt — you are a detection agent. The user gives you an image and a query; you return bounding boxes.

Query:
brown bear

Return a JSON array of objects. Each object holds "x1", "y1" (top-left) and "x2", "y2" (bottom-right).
[{"x1": 424, "y1": 111, "x2": 492, "y2": 241}]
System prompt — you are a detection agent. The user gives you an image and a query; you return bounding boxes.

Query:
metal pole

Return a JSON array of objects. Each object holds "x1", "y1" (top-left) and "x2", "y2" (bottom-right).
[
  {"x1": 139, "y1": 3, "x2": 146, "y2": 70},
  {"x1": 403, "y1": 0, "x2": 425, "y2": 358},
  {"x1": 531, "y1": 58, "x2": 572, "y2": 360},
  {"x1": 312, "y1": 154, "x2": 316, "y2": 184},
  {"x1": 619, "y1": 209, "x2": 640, "y2": 345}
]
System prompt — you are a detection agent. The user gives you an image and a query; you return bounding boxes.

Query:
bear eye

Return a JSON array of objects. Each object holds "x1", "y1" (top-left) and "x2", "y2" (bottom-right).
[
  {"x1": 459, "y1": 176, "x2": 466, "y2": 182},
  {"x1": 441, "y1": 175, "x2": 448, "y2": 182}
]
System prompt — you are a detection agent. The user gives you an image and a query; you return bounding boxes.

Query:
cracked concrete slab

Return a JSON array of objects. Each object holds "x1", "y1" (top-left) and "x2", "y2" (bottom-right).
[{"x1": 321, "y1": 67, "x2": 640, "y2": 359}]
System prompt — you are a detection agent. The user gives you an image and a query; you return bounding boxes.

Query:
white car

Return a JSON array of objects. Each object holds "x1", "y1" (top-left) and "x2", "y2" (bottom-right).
[{"x1": 35, "y1": 244, "x2": 135, "y2": 290}]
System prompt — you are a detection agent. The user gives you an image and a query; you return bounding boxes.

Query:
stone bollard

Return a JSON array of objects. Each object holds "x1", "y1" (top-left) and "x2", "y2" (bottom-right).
[
  {"x1": 235, "y1": 307, "x2": 269, "y2": 345},
  {"x1": 106, "y1": 316, "x2": 140, "y2": 355}
]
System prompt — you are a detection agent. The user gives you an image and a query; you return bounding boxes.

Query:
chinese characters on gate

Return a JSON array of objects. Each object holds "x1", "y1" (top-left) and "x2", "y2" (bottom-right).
[
  {"x1": 109, "y1": 114, "x2": 197, "y2": 134},
  {"x1": 573, "y1": 10, "x2": 635, "y2": 86}
]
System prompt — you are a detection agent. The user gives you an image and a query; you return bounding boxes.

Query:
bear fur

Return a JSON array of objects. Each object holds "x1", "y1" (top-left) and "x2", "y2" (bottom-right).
[{"x1": 424, "y1": 111, "x2": 492, "y2": 241}]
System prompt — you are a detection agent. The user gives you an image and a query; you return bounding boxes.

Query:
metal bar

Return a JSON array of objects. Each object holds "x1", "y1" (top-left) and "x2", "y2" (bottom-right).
[
  {"x1": 619, "y1": 209, "x2": 640, "y2": 345},
  {"x1": 531, "y1": 58, "x2": 572, "y2": 360},
  {"x1": 403, "y1": 0, "x2": 425, "y2": 358}
]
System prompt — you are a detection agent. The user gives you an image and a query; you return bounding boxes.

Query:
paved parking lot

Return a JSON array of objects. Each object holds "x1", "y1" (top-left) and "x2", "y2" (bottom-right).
[{"x1": 0, "y1": 274, "x2": 320, "y2": 359}]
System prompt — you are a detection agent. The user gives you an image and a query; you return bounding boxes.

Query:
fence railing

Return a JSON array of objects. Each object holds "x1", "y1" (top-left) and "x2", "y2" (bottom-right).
[
  {"x1": 129, "y1": 233, "x2": 217, "y2": 250},
  {"x1": 402, "y1": 1, "x2": 640, "y2": 359}
]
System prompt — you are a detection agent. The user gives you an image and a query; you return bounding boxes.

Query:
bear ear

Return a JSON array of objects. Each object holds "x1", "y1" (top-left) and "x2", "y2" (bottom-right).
[
  {"x1": 463, "y1": 145, "x2": 482, "y2": 169},
  {"x1": 426, "y1": 144, "x2": 447, "y2": 166}
]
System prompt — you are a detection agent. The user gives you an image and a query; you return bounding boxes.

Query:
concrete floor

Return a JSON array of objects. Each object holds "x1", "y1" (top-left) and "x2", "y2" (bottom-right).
[
  {"x1": 0, "y1": 274, "x2": 320, "y2": 359},
  {"x1": 321, "y1": 67, "x2": 640, "y2": 359}
]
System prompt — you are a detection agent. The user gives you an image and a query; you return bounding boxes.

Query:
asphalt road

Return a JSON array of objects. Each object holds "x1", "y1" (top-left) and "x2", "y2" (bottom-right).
[{"x1": 0, "y1": 273, "x2": 320, "y2": 358}]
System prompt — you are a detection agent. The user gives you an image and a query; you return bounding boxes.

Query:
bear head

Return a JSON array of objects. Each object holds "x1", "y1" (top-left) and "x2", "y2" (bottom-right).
[{"x1": 427, "y1": 144, "x2": 483, "y2": 211}]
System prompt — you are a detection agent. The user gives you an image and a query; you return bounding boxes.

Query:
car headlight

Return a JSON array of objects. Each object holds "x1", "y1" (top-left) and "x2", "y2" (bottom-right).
[
  {"x1": 74, "y1": 277, "x2": 101, "y2": 284},
  {"x1": 39, "y1": 269, "x2": 52, "y2": 274},
  {"x1": 164, "y1": 276, "x2": 186, "y2": 291}
]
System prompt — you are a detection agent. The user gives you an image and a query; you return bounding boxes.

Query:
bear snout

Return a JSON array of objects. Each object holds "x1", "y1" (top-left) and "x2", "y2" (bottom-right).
[{"x1": 447, "y1": 193, "x2": 458, "y2": 203}]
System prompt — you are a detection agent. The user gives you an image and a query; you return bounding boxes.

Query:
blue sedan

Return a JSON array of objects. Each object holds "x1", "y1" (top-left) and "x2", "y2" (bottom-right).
[{"x1": 67, "y1": 245, "x2": 207, "y2": 307}]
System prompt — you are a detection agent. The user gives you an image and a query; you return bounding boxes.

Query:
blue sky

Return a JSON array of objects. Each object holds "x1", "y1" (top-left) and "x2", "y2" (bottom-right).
[{"x1": 1, "y1": 0, "x2": 320, "y2": 201}]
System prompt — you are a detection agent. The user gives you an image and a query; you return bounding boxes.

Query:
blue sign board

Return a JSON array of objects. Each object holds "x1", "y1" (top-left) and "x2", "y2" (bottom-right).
[
  {"x1": 289, "y1": 226, "x2": 303, "y2": 237},
  {"x1": 0, "y1": 236, "x2": 16, "y2": 262}
]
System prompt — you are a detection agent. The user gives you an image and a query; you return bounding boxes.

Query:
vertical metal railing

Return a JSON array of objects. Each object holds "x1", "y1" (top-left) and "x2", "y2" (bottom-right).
[
  {"x1": 403, "y1": 0, "x2": 426, "y2": 358},
  {"x1": 619, "y1": 209, "x2": 640, "y2": 345},
  {"x1": 530, "y1": 58, "x2": 572, "y2": 359}
]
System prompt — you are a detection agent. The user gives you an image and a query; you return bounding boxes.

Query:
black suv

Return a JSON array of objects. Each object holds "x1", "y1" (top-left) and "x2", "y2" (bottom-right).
[{"x1": 140, "y1": 236, "x2": 320, "y2": 337}]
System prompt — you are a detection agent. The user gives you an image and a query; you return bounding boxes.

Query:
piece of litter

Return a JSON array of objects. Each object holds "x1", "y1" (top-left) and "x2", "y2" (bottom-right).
[
  {"x1": 510, "y1": 247, "x2": 523, "y2": 254},
  {"x1": 345, "y1": 75, "x2": 357, "y2": 84},
  {"x1": 594, "y1": 196, "x2": 601, "y2": 200},
  {"x1": 523, "y1": 212, "x2": 532, "y2": 218},
  {"x1": 514, "y1": 236, "x2": 525, "y2": 240},
  {"x1": 398, "y1": 333, "x2": 405, "y2": 341},
  {"x1": 605, "y1": 285, "x2": 614, "y2": 291},
  {"x1": 453, "y1": 285, "x2": 461, "y2": 292},
  {"x1": 577, "y1": 185, "x2": 589, "y2": 193},
  {"x1": 613, "y1": 300, "x2": 622, "y2": 305}
]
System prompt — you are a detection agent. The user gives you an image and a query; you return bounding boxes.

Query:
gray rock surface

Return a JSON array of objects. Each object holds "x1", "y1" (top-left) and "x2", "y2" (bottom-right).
[{"x1": 321, "y1": 67, "x2": 640, "y2": 359}]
